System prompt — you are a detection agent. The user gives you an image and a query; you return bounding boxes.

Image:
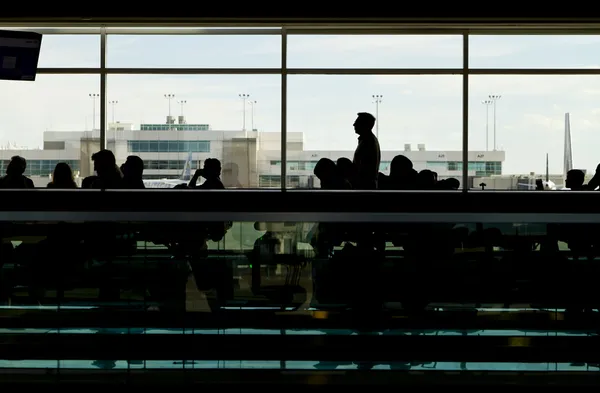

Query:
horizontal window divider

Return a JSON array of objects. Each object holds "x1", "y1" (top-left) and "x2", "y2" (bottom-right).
[
  {"x1": 0, "y1": 27, "x2": 284, "y2": 35},
  {"x1": 9, "y1": 26, "x2": 600, "y2": 35},
  {"x1": 466, "y1": 27, "x2": 600, "y2": 35},
  {"x1": 0, "y1": 28, "x2": 104, "y2": 34},
  {"x1": 36, "y1": 68, "x2": 600, "y2": 76},
  {"x1": 8, "y1": 27, "x2": 600, "y2": 35},
  {"x1": 285, "y1": 28, "x2": 466, "y2": 35},
  {"x1": 286, "y1": 68, "x2": 464, "y2": 75},
  {"x1": 104, "y1": 28, "x2": 283, "y2": 35},
  {"x1": 104, "y1": 68, "x2": 283, "y2": 74},
  {"x1": 468, "y1": 68, "x2": 600, "y2": 75},
  {"x1": 37, "y1": 68, "x2": 102, "y2": 74}
]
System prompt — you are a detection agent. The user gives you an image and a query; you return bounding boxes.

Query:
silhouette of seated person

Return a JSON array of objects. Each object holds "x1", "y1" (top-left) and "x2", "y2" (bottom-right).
[
  {"x1": 400, "y1": 170, "x2": 453, "y2": 255},
  {"x1": 314, "y1": 158, "x2": 351, "y2": 190},
  {"x1": 562, "y1": 169, "x2": 592, "y2": 259},
  {"x1": 81, "y1": 173, "x2": 97, "y2": 189},
  {"x1": 121, "y1": 155, "x2": 145, "y2": 189},
  {"x1": 336, "y1": 157, "x2": 357, "y2": 189},
  {"x1": 352, "y1": 112, "x2": 380, "y2": 190},
  {"x1": 437, "y1": 177, "x2": 460, "y2": 190},
  {"x1": 47, "y1": 162, "x2": 77, "y2": 189},
  {"x1": 309, "y1": 159, "x2": 350, "y2": 255},
  {"x1": 379, "y1": 155, "x2": 418, "y2": 190},
  {"x1": 566, "y1": 169, "x2": 585, "y2": 191},
  {"x1": 222, "y1": 162, "x2": 242, "y2": 188},
  {"x1": 184, "y1": 159, "x2": 232, "y2": 300},
  {"x1": 0, "y1": 156, "x2": 34, "y2": 188},
  {"x1": 188, "y1": 158, "x2": 225, "y2": 189},
  {"x1": 83, "y1": 150, "x2": 123, "y2": 189},
  {"x1": 417, "y1": 169, "x2": 437, "y2": 190}
]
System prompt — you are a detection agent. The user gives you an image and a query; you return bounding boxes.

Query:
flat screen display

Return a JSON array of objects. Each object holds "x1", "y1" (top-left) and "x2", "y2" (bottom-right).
[{"x1": 0, "y1": 30, "x2": 42, "y2": 81}]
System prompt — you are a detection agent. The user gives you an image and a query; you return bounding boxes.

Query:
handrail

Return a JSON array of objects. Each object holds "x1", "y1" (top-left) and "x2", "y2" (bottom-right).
[
  {"x1": 0, "y1": 211, "x2": 599, "y2": 223},
  {"x1": 0, "y1": 189, "x2": 598, "y2": 222}
]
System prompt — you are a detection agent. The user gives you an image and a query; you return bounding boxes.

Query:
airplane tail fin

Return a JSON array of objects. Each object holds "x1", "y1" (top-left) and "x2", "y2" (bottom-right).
[
  {"x1": 564, "y1": 112, "x2": 573, "y2": 179},
  {"x1": 180, "y1": 151, "x2": 193, "y2": 181}
]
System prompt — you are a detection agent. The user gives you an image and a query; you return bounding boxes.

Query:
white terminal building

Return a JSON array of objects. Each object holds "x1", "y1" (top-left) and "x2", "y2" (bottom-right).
[{"x1": 0, "y1": 115, "x2": 507, "y2": 189}]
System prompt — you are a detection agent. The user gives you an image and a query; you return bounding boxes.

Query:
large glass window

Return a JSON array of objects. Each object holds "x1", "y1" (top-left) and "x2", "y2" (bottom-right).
[{"x1": 0, "y1": 28, "x2": 597, "y2": 190}]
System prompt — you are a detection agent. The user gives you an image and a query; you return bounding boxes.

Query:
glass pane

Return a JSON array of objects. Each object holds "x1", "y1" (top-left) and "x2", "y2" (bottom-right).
[
  {"x1": 287, "y1": 75, "x2": 463, "y2": 189},
  {"x1": 469, "y1": 35, "x2": 600, "y2": 69},
  {"x1": 107, "y1": 74, "x2": 281, "y2": 188},
  {"x1": 469, "y1": 75, "x2": 598, "y2": 190},
  {"x1": 107, "y1": 34, "x2": 281, "y2": 68},
  {"x1": 288, "y1": 34, "x2": 462, "y2": 68},
  {"x1": 37, "y1": 35, "x2": 100, "y2": 68},
  {"x1": 0, "y1": 75, "x2": 99, "y2": 186}
]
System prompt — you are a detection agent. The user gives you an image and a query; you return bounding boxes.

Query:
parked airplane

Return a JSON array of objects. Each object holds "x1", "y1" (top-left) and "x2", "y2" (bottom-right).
[
  {"x1": 142, "y1": 151, "x2": 193, "y2": 188},
  {"x1": 518, "y1": 153, "x2": 567, "y2": 190},
  {"x1": 518, "y1": 153, "x2": 568, "y2": 191},
  {"x1": 519, "y1": 112, "x2": 573, "y2": 191}
]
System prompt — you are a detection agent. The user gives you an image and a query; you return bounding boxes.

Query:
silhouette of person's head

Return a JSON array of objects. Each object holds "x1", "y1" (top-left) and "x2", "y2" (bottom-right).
[
  {"x1": 336, "y1": 157, "x2": 355, "y2": 180},
  {"x1": 92, "y1": 150, "x2": 117, "y2": 177},
  {"x1": 390, "y1": 155, "x2": 413, "y2": 177},
  {"x1": 314, "y1": 158, "x2": 337, "y2": 185},
  {"x1": 52, "y1": 162, "x2": 74, "y2": 184},
  {"x1": 353, "y1": 112, "x2": 376, "y2": 136},
  {"x1": 203, "y1": 158, "x2": 221, "y2": 179},
  {"x1": 444, "y1": 178, "x2": 460, "y2": 190},
  {"x1": 6, "y1": 156, "x2": 26, "y2": 176},
  {"x1": 566, "y1": 169, "x2": 585, "y2": 190},
  {"x1": 122, "y1": 155, "x2": 144, "y2": 179},
  {"x1": 417, "y1": 169, "x2": 437, "y2": 189}
]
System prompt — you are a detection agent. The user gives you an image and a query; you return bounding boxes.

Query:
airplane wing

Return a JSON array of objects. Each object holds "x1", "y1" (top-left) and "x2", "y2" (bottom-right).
[
  {"x1": 143, "y1": 179, "x2": 187, "y2": 188},
  {"x1": 516, "y1": 180, "x2": 561, "y2": 190}
]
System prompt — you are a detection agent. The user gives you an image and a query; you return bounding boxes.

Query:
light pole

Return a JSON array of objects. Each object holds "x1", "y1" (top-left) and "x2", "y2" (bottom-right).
[
  {"x1": 239, "y1": 93, "x2": 250, "y2": 132},
  {"x1": 89, "y1": 93, "x2": 99, "y2": 130},
  {"x1": 178, "y1": 100, "x2": 187, "y2": 116},
  {"x1": 248, "y1": 100, "x2": 257, "y2": 131},
  {"x1": 109, "y1": 100, "x2": 118, "y2": 124},
  {"x1": 372, "y1": 94, "x2": 383, "y2": 138},
  {"x1": 482, "y1": 100, "x2": 493, "y2": 151},
  {"x1": 164, "y1": 94, "x2": 175, "y2": 117},
  {"x1": 164, "y1": 94, "x2": 175, "y2": 130},
  {"x1": 489, "y1": 94, "x2": 502, "y2": 151}
]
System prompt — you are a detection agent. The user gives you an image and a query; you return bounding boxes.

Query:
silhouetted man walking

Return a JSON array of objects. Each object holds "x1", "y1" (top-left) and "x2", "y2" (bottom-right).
[{"x1": 352, "y1": 112, "x2": 381, "y2": 190}]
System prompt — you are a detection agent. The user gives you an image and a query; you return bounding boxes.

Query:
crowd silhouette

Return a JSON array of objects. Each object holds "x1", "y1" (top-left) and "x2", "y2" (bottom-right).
[
  {"x1": 0, "y1": 112, "x2": 463, "y2": 192},
  {"x1": 3, "y1": 111, "x2": 599, "y2": 192}
]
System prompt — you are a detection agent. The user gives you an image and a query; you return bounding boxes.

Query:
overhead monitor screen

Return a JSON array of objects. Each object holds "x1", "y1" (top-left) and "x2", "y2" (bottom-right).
[{"x1": 0, "y1": 30, "x2": 42, "y2": 81}]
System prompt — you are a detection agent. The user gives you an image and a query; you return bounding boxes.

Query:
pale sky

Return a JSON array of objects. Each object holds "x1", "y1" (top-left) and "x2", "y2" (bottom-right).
[{"x1": 1, "y1": 32, "x2": 600, "y2": 175}]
